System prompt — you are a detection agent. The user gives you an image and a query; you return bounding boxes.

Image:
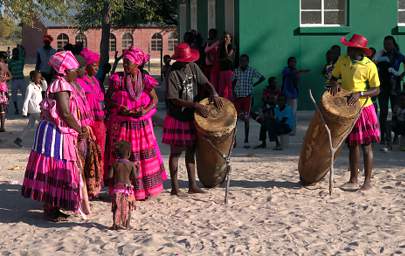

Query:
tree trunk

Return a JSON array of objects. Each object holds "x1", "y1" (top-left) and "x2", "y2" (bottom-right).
[{"x1": 99, "y1": 0, "x2": 112, "y2": 87}]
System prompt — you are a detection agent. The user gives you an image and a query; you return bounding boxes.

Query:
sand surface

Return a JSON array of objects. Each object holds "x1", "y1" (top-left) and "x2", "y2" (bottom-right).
[{"x1": 0, "y1": 113, "x2": 404, "y2": 255}]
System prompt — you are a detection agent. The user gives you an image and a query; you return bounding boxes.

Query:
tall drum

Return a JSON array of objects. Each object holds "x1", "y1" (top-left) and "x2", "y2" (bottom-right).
[
  {"x1": 298, "y1": 89, "x2": 362, "y2": 185},
  {"x1": 194, "y1": 97, "x2": 237, "y2": 188}
]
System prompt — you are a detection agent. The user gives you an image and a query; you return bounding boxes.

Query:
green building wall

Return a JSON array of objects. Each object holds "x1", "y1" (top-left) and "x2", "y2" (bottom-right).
[{"x1": 182, "y1": 0, "x2": 405, "y2": 110}]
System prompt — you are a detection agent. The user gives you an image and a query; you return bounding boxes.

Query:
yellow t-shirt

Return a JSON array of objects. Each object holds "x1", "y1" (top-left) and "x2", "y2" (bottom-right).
[{"x1": 331, "y1": 55, "x2": 380, "y2": 106}]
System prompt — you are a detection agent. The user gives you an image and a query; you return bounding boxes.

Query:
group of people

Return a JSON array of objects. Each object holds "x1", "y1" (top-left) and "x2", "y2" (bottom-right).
[
  {"x1": 323, "y1": 35, "x2": 405, "y2": 152},
  {"x1": 1, "y1": 28, "x2": 404, "y2": 228},
  {"x1": 162, "y1": 29, "x2": 312, "y2": 150},
  {"x1": 1, "y1": 32, "x2": 223, "y2": 229}
]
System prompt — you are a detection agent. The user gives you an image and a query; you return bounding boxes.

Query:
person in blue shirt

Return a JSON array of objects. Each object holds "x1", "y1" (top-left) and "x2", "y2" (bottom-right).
[
  {"x1": 270, "y1": 95, "x2": 294, "y2": 150},
  {"x1": 281, "y1": 57, "x2": 309, "y2": 135}
]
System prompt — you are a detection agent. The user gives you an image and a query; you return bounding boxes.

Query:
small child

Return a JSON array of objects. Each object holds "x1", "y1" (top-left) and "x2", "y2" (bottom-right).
[
  {"x1": 108, "y1": 141, "x2": 139, "y2": 230},
  {"x1": 14, "y1": 71, "x2": 46, "y2": 147},
  {"x1": 0, "y1": 53, "x2": 11, "y2": 132},
  {"x1": 392, "y1": 92, "x2": 405, "y2": 151}
]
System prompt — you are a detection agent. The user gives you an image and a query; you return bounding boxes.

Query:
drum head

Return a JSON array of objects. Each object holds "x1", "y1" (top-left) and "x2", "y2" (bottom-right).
[
  {"x1": 194, "y1": 97, "x2": 237, "y2": 136},
  {"x1": 321, "y1": 89, "x2": 361, "y2": 119}
]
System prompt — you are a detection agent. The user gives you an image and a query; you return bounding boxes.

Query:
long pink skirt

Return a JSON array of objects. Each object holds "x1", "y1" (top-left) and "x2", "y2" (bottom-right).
[
  {"x1": 347, "y1": 104, "x2": 381, "y2": 146},
  {"x1": 21, "y1": 121, "x2": 81, "y2": 211},
  {"x1": 91, "y1": 120, "x2": 106, "y2": 175},
  {"x1": 218, "y1": 70, "x2": 234, "y2": 100},
  {"x1": 105, "y1": 116, "x2": 167, "y2": 200}
]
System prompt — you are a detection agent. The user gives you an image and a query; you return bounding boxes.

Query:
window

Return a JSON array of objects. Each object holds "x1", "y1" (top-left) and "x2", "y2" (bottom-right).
[
  {"x1": 399, "y1": 0, "x2": 405, "y2": 25},
  {"x1": 57, "y1": 33, "x2": 69, "y2": 50},
  {"x1": 168, "y1": 32, "x2": 178, "y2": 51},
  {"x1": 300, "y1": 0, "x2": 346, "y2": 26},
  {"x1": 208, "y1": 0, "x2": 216, "y2": 31},
  {"x1": 190, "y1": 0, "x2": 198, "y2": 30},
  {"x1": 109, "y1": 33, "x2": 116, "y2": 52},
  {"x1": 122, "y1": 33, "x2": 134, "y2": 49},
  {"x1": 75, "y1": 33, "x2": 87, "y2": 48},
  {"x1": 151, "y1": 33, "x2": 162, "y2": 51}
]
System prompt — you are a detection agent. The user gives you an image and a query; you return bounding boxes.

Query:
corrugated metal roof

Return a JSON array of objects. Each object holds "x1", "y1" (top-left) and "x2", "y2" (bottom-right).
[{"x1": 38, "y1": 9, "x2": 77, "y2": 28}]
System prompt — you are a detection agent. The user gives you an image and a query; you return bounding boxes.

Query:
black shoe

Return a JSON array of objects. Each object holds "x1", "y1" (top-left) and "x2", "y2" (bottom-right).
[
  {"x1": 14, "y1": 138, "x2": 23, "y2": 147},
  {"x1": 0, "y1": 128, "x2": 5, "y2": 132},
  {"x1": 254, "y1": 143, "x2": 266, "y2": 149}
]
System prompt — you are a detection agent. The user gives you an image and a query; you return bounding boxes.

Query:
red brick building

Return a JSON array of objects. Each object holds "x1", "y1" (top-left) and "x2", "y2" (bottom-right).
[{"x1": 22, "y1": 16, "x2": 178, "y2": 63}]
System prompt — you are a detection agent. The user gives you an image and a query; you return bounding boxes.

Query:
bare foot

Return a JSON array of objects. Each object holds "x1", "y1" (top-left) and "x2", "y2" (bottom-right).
[
  {"x1": 170, "y1": 188, "x2": 180, "y2": 196},
  {"x1": 188, "y1": 186, "x2": 206, "y2": 194},
  {"x1": 359, "y1": 181, "x2": 372, "y2": 191},
  {"x1": 340, "y1": 181, "x2": 359, "y2": 191}
]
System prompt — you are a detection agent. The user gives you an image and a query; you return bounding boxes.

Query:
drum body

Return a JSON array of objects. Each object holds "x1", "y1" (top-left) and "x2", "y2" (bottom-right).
[
  {"x1": 194, "y1": 97, "x2": 237, "y2": 188},
  {"x1": 298, "y1": 90, "x2": 361, "y2": 185}
]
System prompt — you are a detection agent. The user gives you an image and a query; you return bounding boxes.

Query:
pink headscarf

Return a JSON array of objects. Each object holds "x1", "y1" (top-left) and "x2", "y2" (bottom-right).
[
  {"x1": 80, "y1": 48, "x2": 100, "y2": 66},
  {"x1": 123, "y1": 47, "x2": 149, "y2": 66},
  {"x1": 48, "y1": 51, "x2": 79, "y2": 75}
]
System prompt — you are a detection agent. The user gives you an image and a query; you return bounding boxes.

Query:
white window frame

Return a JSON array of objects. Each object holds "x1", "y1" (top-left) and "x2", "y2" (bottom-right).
[
  {"x1": 190, "y1": 0, "x2": 198, "y2": 30},
  {"x1": 208, "y1": 0, "x2": 216, "y2": 32},
  {"x1": 398, "y1": 0, "x2": 405, "y2": 25},
  {"x1": 300, "y1": 0, "x2": 347, "y2": 27},
  {"x1": 224, "y1": 0, "x2": 235, "y2": 35}
]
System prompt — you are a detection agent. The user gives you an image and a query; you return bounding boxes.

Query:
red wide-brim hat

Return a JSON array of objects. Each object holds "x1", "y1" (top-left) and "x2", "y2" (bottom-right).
[
  {"x1": 172, "y1": 43, "x2": 200, "y2": 63},
  {"x1": 340, "y1": 34, "x2": 372, "y2": 56}
]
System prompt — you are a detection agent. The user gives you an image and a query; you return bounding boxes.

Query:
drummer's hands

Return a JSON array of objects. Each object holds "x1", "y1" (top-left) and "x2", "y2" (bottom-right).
[
  {"x1": 194, "y1": 103, "x2": 209, "y2": 118},
  {"x1": 211, "y1": 95, "x2": 224, "y2": 109},
  {"x1": 327, "y1": 80, "x2": 340, "y2": 96},
  {"x1": 347, "y1": 92, "x2": 361, "y2": 105}
]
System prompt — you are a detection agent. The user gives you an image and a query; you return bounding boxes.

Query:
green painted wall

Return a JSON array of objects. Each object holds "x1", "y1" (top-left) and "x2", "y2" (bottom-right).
[
  {"x1": 238, "y1": 0, "x2": 404, "y2": 110},
  {"x1": 182, "y1": 0, "x2": 404, "y2": 109}
]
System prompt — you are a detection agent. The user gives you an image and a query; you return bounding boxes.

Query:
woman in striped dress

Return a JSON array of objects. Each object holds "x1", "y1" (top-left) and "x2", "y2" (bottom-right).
[{"x1": 21, "y1": 51, "x2": 91, "y2": 221}]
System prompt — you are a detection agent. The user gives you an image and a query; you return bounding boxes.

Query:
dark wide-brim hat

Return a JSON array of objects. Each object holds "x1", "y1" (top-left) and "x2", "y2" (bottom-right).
[
  {"x1": 172, "y1": 43, "x2": 200, "y2": 63},
  {"x1": 340, "y1": 34, "x2": 372, "y2": 56}
]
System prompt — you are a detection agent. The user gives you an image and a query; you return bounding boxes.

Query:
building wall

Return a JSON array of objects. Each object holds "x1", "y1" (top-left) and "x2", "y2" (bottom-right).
[
  {"x1": 22, "y1": 20, "x2": 47, "y2": 64},
  {"x1": 23, "y1": 26, "x2": 177, "y2": 63},
  {"x1": 187, "y1": 0, "x2": 405, "y2": 110}
]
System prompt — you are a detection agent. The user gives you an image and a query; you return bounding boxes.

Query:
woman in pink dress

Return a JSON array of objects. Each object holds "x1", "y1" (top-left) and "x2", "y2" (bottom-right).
[
  {"x1": 105, "y1": 47, "x2": 166, "y2": 200},
  {"x1": 21, "y1": 51, "x2": 91, "y2": 221},
  {"x1": 76, "y1": 49, "x2": 105, "y2": 197},
  {"x1": 217, "y1": 33, "x2": 235, "y2": 99}
]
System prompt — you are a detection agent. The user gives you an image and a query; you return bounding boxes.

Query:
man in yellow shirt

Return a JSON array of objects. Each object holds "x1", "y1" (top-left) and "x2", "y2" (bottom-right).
[{"x1": 329, "y1": 34, "x2": 381, "y2": 191}]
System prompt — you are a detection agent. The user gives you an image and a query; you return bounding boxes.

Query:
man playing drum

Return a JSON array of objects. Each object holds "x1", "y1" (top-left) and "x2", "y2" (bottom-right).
[{"x1": 328, "y1": 34, "x2": 381, "y2": 191}]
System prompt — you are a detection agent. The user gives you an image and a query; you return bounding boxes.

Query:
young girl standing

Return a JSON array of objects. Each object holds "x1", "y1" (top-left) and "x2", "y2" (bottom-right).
[
  {"x1": 329, "y1": 34, "x2": 381, "y2": 191},
  {"x1": 0, "y1": 54, "x2": 11, "y2": 132},
  {"x1": 163, "y1": 43, "x2": 222, "y2": 195}
]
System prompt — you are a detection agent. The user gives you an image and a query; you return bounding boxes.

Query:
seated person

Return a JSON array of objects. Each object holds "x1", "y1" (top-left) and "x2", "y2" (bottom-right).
[{"x1": 271, "y1": 95, "x2": 294, "y2": 150}]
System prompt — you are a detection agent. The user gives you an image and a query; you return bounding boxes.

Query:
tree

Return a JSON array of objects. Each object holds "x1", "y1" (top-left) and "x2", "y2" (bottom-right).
[
  {"x1": 75, "y1": 0, "x2": 177, "y2": 78},
  {"x1": 0, "y1": 0, "x2": 74, "y2": 26}
]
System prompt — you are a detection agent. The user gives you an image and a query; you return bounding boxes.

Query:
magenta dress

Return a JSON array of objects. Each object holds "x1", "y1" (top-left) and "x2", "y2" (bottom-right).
[
  {"x1": 0, "y1": 82, "x2": 8, "y2": 106},
  {"x1": 76, "y1": 76, "x2": 106, "y2": 170},
  {"x1": 21, "y1": 77, "x2": 82, "y2": 211},
  {"x1": 106, "y1": 72, "x2": 167, "y2": 200}
]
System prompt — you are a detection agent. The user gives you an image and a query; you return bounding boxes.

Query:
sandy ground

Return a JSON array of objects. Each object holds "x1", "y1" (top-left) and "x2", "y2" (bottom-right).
[{"x1": 0, "y1": 110, "x2": 405, "y2": 255}]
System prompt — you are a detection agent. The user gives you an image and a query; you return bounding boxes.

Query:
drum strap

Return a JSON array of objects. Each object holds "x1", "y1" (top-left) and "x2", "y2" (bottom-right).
[{"x1": 200, "y1": 128, "x2": 237, "y2": 204}]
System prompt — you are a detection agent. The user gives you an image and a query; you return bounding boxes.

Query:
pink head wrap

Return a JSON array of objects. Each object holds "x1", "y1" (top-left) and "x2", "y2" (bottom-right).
[
  {"x1": 48, "y1": 51, "x2": 80, "y2": 75},
  {"x1": 80, "y1": 48, "x2": 100, "y2": 66},
  {"x1": 123, "y1": 47, "x2": 148, "y2": 66}
]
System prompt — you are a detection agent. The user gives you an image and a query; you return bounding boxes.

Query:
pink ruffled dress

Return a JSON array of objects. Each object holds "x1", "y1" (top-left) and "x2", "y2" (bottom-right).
[
  {"x1": 0, "y1": 82, "x2": 8, "y2": 105},
  {"x1": 105, "y1": 72, "x2": 167, "y2": 200},
  {"x1": 21, "y1": 77, "x2": 82, "y2": 211},
  {"x1": 76, "y1": 76, "x2": 106, "y2": 169}
]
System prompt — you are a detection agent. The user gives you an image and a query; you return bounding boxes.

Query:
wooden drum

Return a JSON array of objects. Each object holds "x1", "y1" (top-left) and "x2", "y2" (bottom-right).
[
  {"x1": 194, "y1": 97, "x2": 237, "y2": 188},
  {"x1": 298, "y1": 89, "x2": 362, "y2": 185}
]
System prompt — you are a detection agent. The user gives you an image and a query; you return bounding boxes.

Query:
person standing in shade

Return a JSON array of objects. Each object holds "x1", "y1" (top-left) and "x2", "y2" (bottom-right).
[
  {"x1": 374, "y1": 36, "x2": 405, "y2": 149},
  {"x1": 281, "y1": 57, "x2": 309, "y2": 135},
  {"x1": 232, "y1": 54, "x2": 265, "y2": 148},
  {"x1": 35, "y1": 35, "x2": 57, "y2": 85},
  {"x1": 8, "y1": 47, "x2": 26, "y2": 114}
]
